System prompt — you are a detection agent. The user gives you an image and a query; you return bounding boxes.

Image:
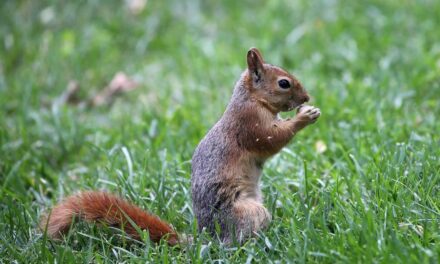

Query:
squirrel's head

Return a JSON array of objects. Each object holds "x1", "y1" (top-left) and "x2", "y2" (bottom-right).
[{"x1": 245, "y1": 47, "x2": 310, "y2": 113}]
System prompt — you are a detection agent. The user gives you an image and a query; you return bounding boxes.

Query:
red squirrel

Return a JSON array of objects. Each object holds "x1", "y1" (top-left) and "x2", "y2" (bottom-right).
[{"x1": 40, "y1": 48, "x2": 320, "y2": 245}]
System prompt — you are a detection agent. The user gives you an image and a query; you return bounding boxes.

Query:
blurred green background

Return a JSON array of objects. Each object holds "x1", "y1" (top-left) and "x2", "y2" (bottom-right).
[{"x1": 0, "y1": 0, "x2": 439, "y2": 263}]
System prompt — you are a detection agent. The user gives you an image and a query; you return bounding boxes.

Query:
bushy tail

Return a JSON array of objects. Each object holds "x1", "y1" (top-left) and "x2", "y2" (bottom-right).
[{"x1": 40, "y1": 191, "x2": 179, "y2": 245}]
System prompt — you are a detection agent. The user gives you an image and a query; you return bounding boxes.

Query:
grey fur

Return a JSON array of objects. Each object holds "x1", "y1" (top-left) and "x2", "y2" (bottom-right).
[
  {"x1": 191, "y1": 77, "x2": 263, "y2": 242},
  {"x1": 191, "y1": 49, "x2": 319, "y2": 244}
]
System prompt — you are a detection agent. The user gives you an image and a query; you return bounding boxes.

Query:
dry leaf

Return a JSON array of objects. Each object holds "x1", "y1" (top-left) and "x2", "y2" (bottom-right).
[
  {"x1": 315, "y1": 140, "x2": 327, "y2": 154},
  {"x1": 90, "y1": 72, "x2": 138, "y2": 107},
  {"x1": 56, "y1": 80, "x2": 81, "y2": 105},
  {"x1": 125, "y1": 0, "x2": 147, "y2": 15}
]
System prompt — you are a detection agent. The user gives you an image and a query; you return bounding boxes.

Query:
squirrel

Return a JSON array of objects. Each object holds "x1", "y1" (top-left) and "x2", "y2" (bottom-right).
[{"x1": 40, "y1": 48, "x2": 320, "y2": 246}]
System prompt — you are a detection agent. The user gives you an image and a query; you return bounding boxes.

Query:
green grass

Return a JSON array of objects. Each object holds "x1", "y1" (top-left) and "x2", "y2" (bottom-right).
[{"x1": 1, "y1": 0, "x2": 439, "y2": 263}]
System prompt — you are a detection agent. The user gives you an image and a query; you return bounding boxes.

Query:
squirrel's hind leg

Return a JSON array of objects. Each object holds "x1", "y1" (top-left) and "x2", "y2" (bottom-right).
[{"x1": 227, "y1": 198, "x2": 271, "y2": 244}]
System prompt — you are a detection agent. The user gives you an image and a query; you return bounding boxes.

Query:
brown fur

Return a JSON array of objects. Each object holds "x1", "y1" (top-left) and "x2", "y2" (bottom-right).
[
  {"x1": 40, "y1": 191, "x2": 178, "y2": 245},
  {"x1": 41, "y1": 48, "x2": 320, "y2": 247},
  {"x1": 191, "y1": 48, "x2": 320, "y2": 243}
]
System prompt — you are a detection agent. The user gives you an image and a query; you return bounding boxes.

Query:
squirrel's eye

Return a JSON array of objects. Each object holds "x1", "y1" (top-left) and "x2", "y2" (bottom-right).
[{"x1": 278, "y1": 79, "x2": 291, "y2": 89}]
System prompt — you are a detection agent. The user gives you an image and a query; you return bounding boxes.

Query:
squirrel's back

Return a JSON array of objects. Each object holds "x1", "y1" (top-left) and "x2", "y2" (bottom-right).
[{"x1": 191, "y1": 79, "x2": 257, "y2": 238}]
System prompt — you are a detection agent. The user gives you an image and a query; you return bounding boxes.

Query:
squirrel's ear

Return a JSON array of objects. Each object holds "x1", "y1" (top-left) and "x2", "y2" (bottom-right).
[{"x1": 247, "y1": 48, "x2": 265, "y2": 83}]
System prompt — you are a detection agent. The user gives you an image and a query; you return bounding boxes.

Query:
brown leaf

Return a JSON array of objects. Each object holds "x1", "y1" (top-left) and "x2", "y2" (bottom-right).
[
  {"x1": 90, "y1": 72, "x2": 138, "y2": 107},
  {"x1": 56, "y1": 80, "x2": 81, "y2": 105}
]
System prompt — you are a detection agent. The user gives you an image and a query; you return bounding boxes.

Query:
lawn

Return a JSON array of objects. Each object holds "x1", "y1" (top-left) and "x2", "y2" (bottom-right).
[{"x1": 1, "y1": 0, "x2": 439, "y2": 263}]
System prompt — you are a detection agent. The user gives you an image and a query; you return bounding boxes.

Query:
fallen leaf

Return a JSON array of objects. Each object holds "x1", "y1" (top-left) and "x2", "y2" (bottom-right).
[
  {"x1": 90, "y1": 72, "x2": 138, "y2": 107},
  {"x1": 125, "y1": 0, "x2": 147, "y2": 15},
  {"x1": 315, "y1": 140, "x2": 327, "y2": 154},
  {"x1": 55, "y1": 80, "x2": 81, "y2": 106}
]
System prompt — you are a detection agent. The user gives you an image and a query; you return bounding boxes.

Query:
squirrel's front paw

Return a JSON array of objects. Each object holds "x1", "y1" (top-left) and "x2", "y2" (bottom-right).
[{"x1": 296, "y1": 105, "x2": 321, "y2": 124}]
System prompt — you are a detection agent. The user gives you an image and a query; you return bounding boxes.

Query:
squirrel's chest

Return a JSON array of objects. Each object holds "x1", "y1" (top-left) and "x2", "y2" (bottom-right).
[{"x1": 233, "y1": 156, "x2": 265, "y2": 200}]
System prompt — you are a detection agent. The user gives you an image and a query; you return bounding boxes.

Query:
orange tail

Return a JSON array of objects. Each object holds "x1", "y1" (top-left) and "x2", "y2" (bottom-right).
[{"x1": 40, "y1": 191, "x2": 178, "y2": 245}]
